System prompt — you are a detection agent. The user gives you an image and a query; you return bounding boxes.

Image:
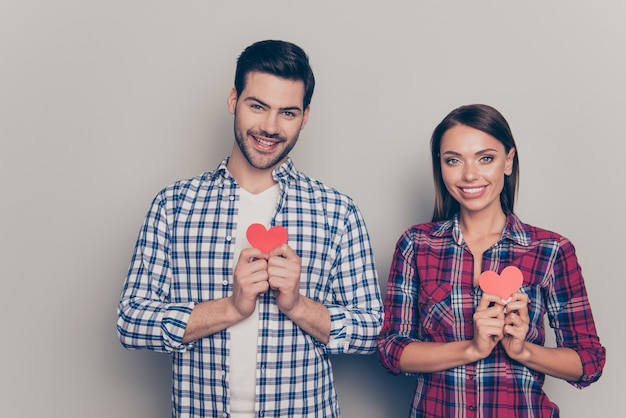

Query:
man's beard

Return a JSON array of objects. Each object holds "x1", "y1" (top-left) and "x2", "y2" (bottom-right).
[{"x1": 233, "y1": 115, "x2": 299, "y2": 170}]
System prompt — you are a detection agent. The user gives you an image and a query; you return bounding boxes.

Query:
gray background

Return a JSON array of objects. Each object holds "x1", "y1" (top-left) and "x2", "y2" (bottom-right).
[{"x1": 1, "y1": 1, "x2": 623, "y2": 417}]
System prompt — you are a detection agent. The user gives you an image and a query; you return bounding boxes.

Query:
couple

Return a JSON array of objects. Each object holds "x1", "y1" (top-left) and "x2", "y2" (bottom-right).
[{"x1": 116, "y1": 39, "x2": 605, "y2": 417}]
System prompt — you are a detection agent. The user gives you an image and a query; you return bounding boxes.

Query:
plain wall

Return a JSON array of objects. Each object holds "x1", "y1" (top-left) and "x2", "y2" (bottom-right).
[{"x1": 1, "y1": 1, "x2": 623, "y2": 417}]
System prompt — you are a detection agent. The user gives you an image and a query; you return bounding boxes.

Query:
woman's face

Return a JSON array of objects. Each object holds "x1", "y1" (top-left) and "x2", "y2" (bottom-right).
[{"x1": 439, "y1": 124, "x2": 515, "y2": 217}]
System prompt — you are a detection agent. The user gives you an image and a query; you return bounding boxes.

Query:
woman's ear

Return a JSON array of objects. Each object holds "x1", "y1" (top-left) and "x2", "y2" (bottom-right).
[{"x1": 505, "y1": 148, "x2": 516, "y2": 175}]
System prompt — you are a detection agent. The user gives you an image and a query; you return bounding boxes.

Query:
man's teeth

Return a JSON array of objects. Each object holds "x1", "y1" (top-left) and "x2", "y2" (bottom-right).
[
  {"x1": 256, "y1": 137, "x2": 274, "y2": 146},
  {"x1": 463, "y1": 187, "x2": 484, "y2": 194}
]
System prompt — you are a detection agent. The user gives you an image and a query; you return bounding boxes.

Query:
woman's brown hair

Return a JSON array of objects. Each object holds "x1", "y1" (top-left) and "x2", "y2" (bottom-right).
[{"x1": 430, "y1": 104, "x2": 520, "y2": 222}]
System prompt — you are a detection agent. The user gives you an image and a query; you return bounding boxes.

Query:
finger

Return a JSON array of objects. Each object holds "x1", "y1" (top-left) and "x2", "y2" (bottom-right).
[
  {"x1": 267, "y1": 253, "x2": 288, "y2": 270},
  {"x1": 511, "y1": 291, "x2": 528, "y2": 302},
  {"x1": 479, "y1": 323, "x2": 504, "y2": 340},
  {"x1": 268, "y1": 243, "x2": 297, "y2": 260},
  {"x1": 475, "y1": 303, "x2": 505, "y2": 322},
  {"x1": 235, "y1": 260, "x2": 268, "y2": 285},
  {"x1": 477, "y1": 292, "x2": 505, "y2": 310},
  {"x1": 268, "y1": 247, "x2": 301, "y2": 277},
  {"x1": 239, "y1": 247, "x2": 267, "y2": 263},
  {"x1": 507, "y1": 292, "x2": 528, "y2": 306},
  {"x1": 504, "y1": 311, "x2": 519, "y2": 326},
  {"x1": 268, "y1": 272, "x2": 297, "y2": 289},
  {"x1": 505, "y1": 295, "x2": 529, "y2": 317},
  {"x1": 252, "y1": 279, "x2": 270, "y2": 293},
  {"x1": 503, "y1": 322, "x2": 527, "y2": 338},
  {"x1": 503, "y1": 312, "x2": 529, "y2": 336},
  {"x1": 506, "y1": 307, "x2": 530, "y2": 326},
  {"x1": 476, "y1": 313, "x2": 505, "y2": 326}
]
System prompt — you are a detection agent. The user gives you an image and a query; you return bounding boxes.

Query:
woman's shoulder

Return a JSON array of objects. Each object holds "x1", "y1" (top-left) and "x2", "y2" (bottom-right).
[
  {"x1": 510, "y1": 214, "x2": 573, "y2": 247},
  {"x1": 400, "y1": 219, "x2": 454, "y2": 241}
]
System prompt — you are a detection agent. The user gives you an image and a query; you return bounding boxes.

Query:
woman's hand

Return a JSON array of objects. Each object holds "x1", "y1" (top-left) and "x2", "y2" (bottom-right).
[
  {"x1": 471, "y1": 293, "x2": 506, "y2": 359},
  {"x1": 500, "y1": 291, "x2": 530, "y2": 360}
]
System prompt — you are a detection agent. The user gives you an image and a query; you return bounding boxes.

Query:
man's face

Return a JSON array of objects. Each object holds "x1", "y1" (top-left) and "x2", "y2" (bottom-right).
[{"x1": 228, "y1": 71, "x2": 309, "y2": 171}]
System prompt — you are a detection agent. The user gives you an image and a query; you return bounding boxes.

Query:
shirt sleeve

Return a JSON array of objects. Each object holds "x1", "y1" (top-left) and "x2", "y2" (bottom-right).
[
  {"x1": 116, "y1": 191, "x2": 195, "y2": 353},
  {"x1": 324, "y1": 204, "x2": 383, "y2": 355},
  {"x1": 548, "y1": 238, "x2": 606, "y2": 388},
  {"x1": 377, "y1": 230, "x2": 421, "y2": 374}
]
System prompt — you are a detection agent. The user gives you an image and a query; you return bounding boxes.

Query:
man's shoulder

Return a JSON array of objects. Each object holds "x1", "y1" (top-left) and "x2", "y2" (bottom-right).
[
  {"x1": 151, "y1": 169, "x2": 220, "y2": 203},
  {"x1": 290, "y1": 172, "x2": 356, "y2": 205}
]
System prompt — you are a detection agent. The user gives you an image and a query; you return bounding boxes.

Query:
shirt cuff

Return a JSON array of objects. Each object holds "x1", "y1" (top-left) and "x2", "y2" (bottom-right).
[
  {"x1": 380, "y1": 335, "x2": 416, "y2": 375},
  {"x1": 161, "y1": 302, "x2": 195, "y2": 352},
  {"x1": 325, "y1": 305, "x2": 349, "y2": 353},
  {"x1": 569, "y1": 345, "x2": 606, "y2": 388}
]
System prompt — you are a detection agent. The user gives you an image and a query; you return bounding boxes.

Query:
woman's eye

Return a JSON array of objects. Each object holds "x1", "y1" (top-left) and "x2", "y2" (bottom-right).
[
  {"x1": 445, "y1": 158, "x2": 460, "y2": 165},
  {"x1": 480, "y1": 156, "x2": 494, "y2": 163}
]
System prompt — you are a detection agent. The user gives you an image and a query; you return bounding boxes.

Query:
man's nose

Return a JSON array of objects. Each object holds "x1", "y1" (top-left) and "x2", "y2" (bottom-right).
[{"x1": 260, "y1": 112, "x2": 280, "y2": 135}]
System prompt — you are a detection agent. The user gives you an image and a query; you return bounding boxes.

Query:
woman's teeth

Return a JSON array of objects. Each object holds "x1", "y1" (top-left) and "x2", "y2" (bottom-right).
[{"x1": 463, "y1": 187, "x2": 485, "y2": 194}]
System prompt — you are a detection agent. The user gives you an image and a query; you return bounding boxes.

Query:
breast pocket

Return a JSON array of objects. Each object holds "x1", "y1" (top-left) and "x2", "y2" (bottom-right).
[{"x1": 417, "y1": 282, "x2": 454, "y2": 337}]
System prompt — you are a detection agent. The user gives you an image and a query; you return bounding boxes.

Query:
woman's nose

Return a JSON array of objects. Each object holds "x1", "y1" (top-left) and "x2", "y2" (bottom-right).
[{"x1": 463, "y1": 162, "x2": 479, "y2": 181}]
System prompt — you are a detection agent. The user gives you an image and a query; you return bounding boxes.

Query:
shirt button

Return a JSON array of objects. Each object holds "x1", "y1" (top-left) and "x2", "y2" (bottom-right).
[
  {"x1": 229, "y1": 195, "x2": 235, "y2": 201},
  {"x1": 468, "y1": 406, "x2": 476, "y2": 411},
  {"x1": 222, "y1": 280, "x2": 228, "y2": 286},
  {"x1": 226, "y1": 236, "x2": 232, "y2": 242}
]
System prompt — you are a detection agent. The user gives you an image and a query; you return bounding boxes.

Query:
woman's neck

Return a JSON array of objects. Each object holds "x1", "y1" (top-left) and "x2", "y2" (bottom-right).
[
  {"x1": 459, "y1": 209, "x2": 508, "y2": 284},
  {"x1": 458, "y1": 208, "x2": 507, "y2": 241}
]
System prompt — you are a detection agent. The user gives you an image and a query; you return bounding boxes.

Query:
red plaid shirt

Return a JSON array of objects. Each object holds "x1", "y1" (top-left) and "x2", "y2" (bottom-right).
[{"x1": 377, "y1": 214, "x2": 605, "y2": 418}]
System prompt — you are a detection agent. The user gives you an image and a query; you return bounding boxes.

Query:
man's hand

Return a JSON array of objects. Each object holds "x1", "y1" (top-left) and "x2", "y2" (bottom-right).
[
  {"x1": 267, "y1": 243, "x2": 302, "y2": 314},
  {"x1": 231, "y1": 247, "x2": 270, "y2": 318}
]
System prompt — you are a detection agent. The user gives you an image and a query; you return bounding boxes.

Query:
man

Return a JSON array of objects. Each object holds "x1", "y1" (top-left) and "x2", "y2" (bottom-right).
[{"x1": 117, "y1": 39, "x2": 383, "y2": 418}]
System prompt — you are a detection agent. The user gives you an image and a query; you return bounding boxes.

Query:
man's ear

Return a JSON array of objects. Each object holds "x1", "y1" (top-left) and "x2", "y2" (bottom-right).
[
  {"x1": 227, "y1": 88, "x2": 237, "y2": 115},
  {"x1": 300, "y1": 106, "x2": 310, "y2": 130}
]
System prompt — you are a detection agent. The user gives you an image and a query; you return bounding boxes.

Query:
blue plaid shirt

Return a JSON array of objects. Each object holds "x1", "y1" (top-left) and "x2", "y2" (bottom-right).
[{"x1": 117, "y1": 158, "x2": 383, "y2": 417}]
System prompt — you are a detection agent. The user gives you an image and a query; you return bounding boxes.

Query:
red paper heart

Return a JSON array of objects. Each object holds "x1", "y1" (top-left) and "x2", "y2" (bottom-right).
[
  {"x1": 479, "y1": 266, "x2": 524, "y2": 300},
  {"x1": 246, "y1": 224, "x2": 288, "y2": 253}
]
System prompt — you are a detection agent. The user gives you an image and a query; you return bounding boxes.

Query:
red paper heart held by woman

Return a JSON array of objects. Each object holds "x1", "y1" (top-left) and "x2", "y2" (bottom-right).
[
  {"x1": 246, "y1": 223, "x2": 288, "y2": 253},
  {"x1": 478, "y1": 266, "x2": 524, "y2": 300}
]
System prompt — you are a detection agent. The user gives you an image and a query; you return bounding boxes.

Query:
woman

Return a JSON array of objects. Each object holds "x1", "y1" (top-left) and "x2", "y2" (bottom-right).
[{"x1": 377, "y1": 104, "x2": 605, "y2": 417}]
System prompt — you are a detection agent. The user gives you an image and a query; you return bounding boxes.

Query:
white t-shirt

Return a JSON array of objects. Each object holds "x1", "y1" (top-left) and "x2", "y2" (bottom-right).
[{"x1": 229, "y1": 183, "x2": 280, "y2": 418}]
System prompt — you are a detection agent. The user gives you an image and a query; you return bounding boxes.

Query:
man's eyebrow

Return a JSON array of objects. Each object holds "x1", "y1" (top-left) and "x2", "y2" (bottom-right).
[{"x1": 243, "y1": 96, "x2": 302, "y2": 112}]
